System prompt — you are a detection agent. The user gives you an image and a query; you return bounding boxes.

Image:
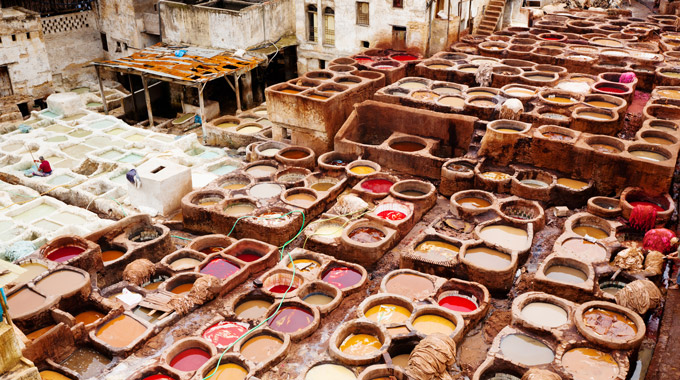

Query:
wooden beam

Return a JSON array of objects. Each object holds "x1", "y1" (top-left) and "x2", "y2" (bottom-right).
[
  {"x1": 127, "y1": 74, "x2": 138, "y2": 117},
  {"x1": 234, "y1": 74, "x2": 242, "y2": 113},
  {"x1": 95, "y1": 65, "x2": 109, "y2": 115},
  {"x1": 141, "y1": 74, "x2": 154, "y2": 127}
]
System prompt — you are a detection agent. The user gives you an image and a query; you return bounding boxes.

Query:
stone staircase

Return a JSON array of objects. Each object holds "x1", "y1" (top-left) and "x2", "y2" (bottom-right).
[{"x1": 475, "y1": 0, "x2": 506, "y2": 36}]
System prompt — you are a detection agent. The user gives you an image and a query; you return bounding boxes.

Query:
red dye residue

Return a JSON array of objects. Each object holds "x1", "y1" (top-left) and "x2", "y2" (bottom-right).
[
  {"x1": 169, "y1": 348, "x2": 211, "y2": 371},
  {"x1": 630, "y1": 201, "x2": 665, "y2": 212},
  {"x1": 597, "y1": 85, "x2": 626, "y2": 94},
  {"x1": 355, "y1": 57, "x2": 374, "y2": 64},
  {"x1": 392, "y1": 54, "x2": 418, "y2": 61},
  {"x1": 361, "y1": 179, "x2": 394, "y2": 193},
  {"x1": 269, "y1": 284, "x2": 296, "y2": 293},
  {"x1": 268, "y1": 307, "x2": 314, "y2": 333},
  {"x1": 233, "y1": 249, "x2": 262, "y2": 262},
  {"x1": 202, "y1": 321, "x2": 248, "y2": 349},
  {"x1": 377, "y1": 210, "x2": 407, "y2": 221},
  {"x1": 543, "y1": 37, "x2": 560, "y2": 40},
  {"x1": 322, "y1": 267, "x2": 362, "y2": 289},
  {"x1": 349, "y1": 227, "x2": 386, "y2": 243},
  {"x1": 438, "y1": 295, "x2": 478, "y2": 313},
  {"x1": 199, "y1": 258, "x2": 240, "y2": 279},
  {"x1": 143, "y1": 375, "x2": 176, "y2": 380},
  {"x1": 46, "y1": 246, "x2": 85, "y2": 262}
]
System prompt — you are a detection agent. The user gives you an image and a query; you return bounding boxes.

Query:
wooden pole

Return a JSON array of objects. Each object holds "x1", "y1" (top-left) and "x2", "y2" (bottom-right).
[
  {"x1": 127, "y1": 74, "x2": 138, "y2": 117},
  {"x1": 95, "y1": 65, "x2": 109, "y2": 115},
  {"x1": 0, "y1": 289, "x2": 13, "y2": 328},
  {"x1": 234, "y1": 74, "x2": 242, "y2": 113},
  {"x1": 141, "y1": 74, "x2": 154, "y2": 127},
  {"x1": 198, "y1": 83, "x2": 207, "y2": 144}
]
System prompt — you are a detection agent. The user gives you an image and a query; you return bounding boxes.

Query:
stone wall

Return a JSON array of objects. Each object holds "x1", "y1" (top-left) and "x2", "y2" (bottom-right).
[
  {"x1": 98, "y1": 0, "x2": 160, "y2": 60},
  {"x1": 159, "y1": 0, "x2": 295, "y2": 51}
]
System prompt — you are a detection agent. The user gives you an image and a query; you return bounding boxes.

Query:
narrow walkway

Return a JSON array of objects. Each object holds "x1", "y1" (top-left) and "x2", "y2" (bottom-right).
[{"x1": 645, "y1": 289, "x2": 680, "y2": 380}]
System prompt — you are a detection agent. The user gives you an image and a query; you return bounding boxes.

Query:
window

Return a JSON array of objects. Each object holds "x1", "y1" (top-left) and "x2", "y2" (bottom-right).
[
  {"x1": 11, "y1": 35, "x2": 16, "y2": 42},
  {"x1": 393, "y1": 0, "x2": 403, "y2": 8},
  {"x1": 323, "y1": 7, "x2": 335, "y2": 46},
  {"x1": 392, "y1": 26, "x2": 406, "y2": 51},
  {"x1": 319, "y1": 59, "x2": 326, "y2": 69},
  {"x1": 356, "y1": 2, "x2": 369, "y2": 25},
  {"x1": 361, "y1": 40, "x2": 370, "y2": 48},
  {"x1": 101, "y1": 33, "x2": 108, "y2": 52},
  {"x1": 26, "y1": 32, "x2": 31, "y2": 39},
  {"x1": 307, "y1": 5, "x2": 318, "y2": 42}
]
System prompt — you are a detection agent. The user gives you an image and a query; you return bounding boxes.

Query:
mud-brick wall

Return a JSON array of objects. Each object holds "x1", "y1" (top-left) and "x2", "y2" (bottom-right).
[
  {"x1": 159, "y1": 0, "x2": 295, "y2": 51},
  {"x1": 41, "y1": 10, "x2": 103, "y2": 89},
  {"x1": 98, "y1": 0, "x2": 160, "y2": 60},
  {"x1": 0, "y1": 8, "x2": 53, "y2": 98}
]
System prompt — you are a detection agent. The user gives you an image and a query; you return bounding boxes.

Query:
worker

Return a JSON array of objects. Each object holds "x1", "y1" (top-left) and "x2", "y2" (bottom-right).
[{"x1": 33, "y1": 156, "x2": 52, "y2": 177}]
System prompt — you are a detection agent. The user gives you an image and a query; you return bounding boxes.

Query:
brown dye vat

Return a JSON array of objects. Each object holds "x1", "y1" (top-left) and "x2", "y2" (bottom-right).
[
  {"x1": 240, "y1": 334, "x2": 284, "y2": 362},
  {"x1": 170, "y1": 282, "x2": 194, "y2": 295},
  {"x1": 34, "y1": 269, "x2": 86, "y2": 297},
  {"x1": 561, "y1": 348, "x2": 619, "y2": 380},
  {"x1": 60, "y1": 347, "x2": 111, "y2": 379},
  {"x1": 95, "y1": 314, "x2": 147, "y2": 348},
  {"x1": 7, "y1": 288, "x2": 48, "y2": 318},
  {"x1": 384, "y1": 273, "x2": 434, "y2": 300},
  {"x1": 562, "y1": 238, "x2": 607, "y2": 261},
  {"x1": 591, "y1": 143, "x2": 621, "y2": 154},
  {"x1": 26, "y1": 324, "x2": 56, "y2": 340},
  {"x1": 464, "y1": 247, "x2": 512, "y2": 269},
  {"x1": 75, "y1": 310, "x2": 106, "y2": 325},
  {"x1": 349, "y1": 227, "x2": 385, "y2": 243},
  {"x1": 411, "y1": 91, "x2": 439, "y2": 101},
  {"x1": 281, "y1": 150, "x2": 310, "y2": 159},
  {"x1": 390, "y1": 141, "x2": 425, "y2": 152},
  {"x1": 582, "y1": 308, "x2": 637, "y2": 340},
  {"x1": 545, "y1": 265, "x2": 587, "y2": 284},
  {"x1": 458, "y1": 197, "x2": 491, "y2": 208},
  {"x1": 542, "y1": 132, "x2": 572, "y2": 141}
]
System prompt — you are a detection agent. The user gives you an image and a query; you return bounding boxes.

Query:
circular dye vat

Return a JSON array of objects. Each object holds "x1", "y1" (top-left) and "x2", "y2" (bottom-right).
[
  {"x1": 236, "y1": 125, "x2": 262, "y2": 134},
  {"x1": 412, "y1": 314, "x2": 456, "y2": 335},
  {"x1": 579, "y1": 111, "x2": 614, "y2": 120},
  {"x1": 438, "y1": 294, "x2": 478, "y2": 312},
  {"x1": 583, "y1": 308, "x2": 637, "y2": 339},
  {"x1": 376, "y1": 210, "x2": 407, "y2": 221},
  {"x1": 75, "y1": 310, "x2": 105, "y2": 326},
  {"x1": 224, "y1": 203, "x2": 256, "y2": 217},
  {"x1": 557, "y1": 178, "x2": 587, "y2": 190},
  {"x1": 385, "y1": 273, "x2": 434, "y2": 300},
  {"x1": 600, "y1": 281, "x2": 626, "y2": 296},
  {"x1": 392, "y1": 54, "x2": 418, "y2": 61},
  {"x1": 464, "y1": 247, "x2": 512, "y2": 270},
  {"x1": 34, "y1": 270, "x2": 86, "y2": 297},
  {"x1": 545, "y1": 265, "x2": 587, "y2": 284},
  {"x1": 428, "y1": 64, "x2": 452, "y2": 69},
  {"x1": 562, "y1": 238, "x2": 607, "y2": 260},
  {"x1": 629, "y1": 200, "x2": 665, "y2": 212},
  {"x1": 232, "y1": 249, "x2": 262, "y2": 263},
  {"x1": 269, "y1": 284, "x2": 296, "y2": 293},
  {"x1": 249, "y1": 183, "x2": 283, "y2": 199},
  {"x1": 415, "y1": 240, "x2": 459, "y2": 260},
  {"x1": 15, "y1": 263, "x2": 48, "y2": 284},
  {"x1": 411, "y1": 91, "x2": 439, "y2": 101},
  {"x1": 201, "y1": 257, "x2": 241, "y2": 280},
  {"x1": 596, "y1": 85, "x2": 626, "y2": 94},
  {"x1": 505, "y1": 87, "x2": 535, "y2": 96},
  {"x1": 542, "y1": 132, "x2": 572, "y2": 141},
  {"x1": 499, "y1": 334, "x2": 554, "y2": 366},
  {"x1": 101, "y1": 249, "x2": 125, "y2": 262},
  {"x1": 447, "y1": 162, "x2": 473, "y2": 172},
  {"x1": 241, "y1": 334, "x2": 284, "y2": 362},
  {"x1": 480, "y1": 171, "x2": 511, "y2": 181},
  {"x1": 281, "y1": 150, "x2": 309, "y2": 159},
  {"x1": 630, "y1": 150, "x2": 667, "y2": 162},
  {"x1": 340, "y1": 334, "x2": 382, "y2": 355},
  {"x1": 479, "y1": 225, "x2": 527, "y2": 251},
  {"x1": 643, "y1": 136, "x2": 674, "y2": 145},
  {"x1": 562, "y1": 348, "x2": 619, "y2": 380},
  {"x1": 481, "y1": 373, "x2": 520, "y2": 380},
  {"x1": 287, "y1": 258, "x2": 321, "y2": 272},
  {"x1": 365, "y1": 304, "x2": 411, "y2": 324},
  {"x1": 303, "y1": 292, "x2": 334, "y2": 305},
  {"x1": 322, "y1": 267, "x2": 362, "y2": 289},
  {"x1": 390, "y1": 141, "x2": 425, "y2": 152},
  {"x1": 286, "y1": 192, "x2": 317, "y2": 207},
  {"x1": 246, "y1": 165, "x2": 277, "y2": 177},
  {"x1": 572, "y1": 226, "x2": 608, "y2": 240},
  {"x1": 199, "y1": 246, "x2": 226, "y2": 254},
  {"x1": 196, "y1": 196, "x2": 222, "y2": 206},
  {"x1": 235, "y1": 299, "x2": 272, "y2": 320},
  {"x1": 210, "y1": 363, "x2": 248, "y2": 380},
  {"x1": 392, "y1": 354, "x2": 410, "y2": 368},
  {"x1": 457, "y1": 197, "x2": 491, "y2": 208},
  {"x1": 39, "y1": 371, "x2": 73, "y2": 380},
  {"x1": 278, "y1": 173, "x2": 306, "y2": 183},
  {"x1": 545, "y1": 95, "x2": 577, "y2": 104},
  {"x1": 587, "y1": 100, "x2": 617, "y2": 108},
  {"x1": 349, "y1": 165, "x2": 376, "y2": 175},
  {"x1": 26, "y1": 325, "x2": 56, "y2": 341},
  {"x1": 169, "y1": 348, "x2": 211, "y2": 372},
  {"x1": 310, "y1": 181, "x2": 336, "y2": 192},
  {"x1": 268, "y1": 307, "x2": 314, "y2": 333},
  {"x1": 399, "y1": 189, "x2": 426, "y2": 197},
  {"x1": 541, "y1": 112, "x2": 570, "y2": 121},
  {"x1": 521, "y1": 302, "x2": 568, "y2": 328},
  {"x1": 46, "y1": 245, "x2": 85, "y2": 262},
  {"x1": 306, "y1": 364, "x2": 356, "y2": 380},
  {"x1": 349, "y1": 227, "x2": 385, "y2": 243},
  {"x1": 439, "y1": 96, "x2": 465, "y2": 108},
  {"x1": 313, "y1": 223, "x2": 344, "y2": 238},
  {"x1": 202, "y1": 321, "x2": 248, "y2": 349},
  {"x1": 520, "y1": 179, "x2": 549, "y2": 188},
  {"x1": 360, "y1": 179, "x2": 394, "y2": 194},
  {"x1": 222, "y1": 181, "x2": 248, "y2": 190},
  {"x1": 169, "y1": 282, "x2": 194, "y2": 295},
  {"x1": 170, "y1": 257, "x2": 201, "y2": 270},
  {"x1": 591, "y1": 143, "x2": 621, "y2": 154},
  {"x1": 399, "y1": 81, "x2": 427, "y2": 90},
  {"x1": 95, "y1": 315, "x2": 147, "y2": 348}
]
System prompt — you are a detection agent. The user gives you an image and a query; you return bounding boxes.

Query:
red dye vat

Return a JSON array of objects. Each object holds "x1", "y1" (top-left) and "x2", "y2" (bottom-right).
[
  {"x1": 543, "y1": 37, "x2": 560, "y2": 40},
  {"x1": 328, "y1": 159, "x2": 348, "y2": 166},
  {"x1": 143, "y1": 375, "x2": 176, "y2": 380},
  {"x1": 361, "y1": 179, "x2": 394, "y2": 193},
  {"x1": 438, "y1": 295, "x2": 478, "y2": 313},
  {"x1": 233, "y1": 249, "x2": 262, "y2": 262},
  {"x1": 597, "y1": 85, "x2": 626, "y2": 94},
  {"x1": 322, "y1": 267, "x2": 362, "y2": 289},
  {"x1": 269, "y1": 284, "x2": 296, "y2": 293},
  {"x1": 169, "y1": 348, "x2": 211, "y2": 371},
  {"x1": 630, "y1": 201, "x2": 665, "y2": 212},
  {"x1": 392, "y1": 54, "x2": 418, "y2": 61},
  {"x1": 377, "y1": 210, "x2": 407, "y2": 221},
  {"x1": 199, "y1": 246, "x2": 225, "y2": 254},
  {"x1": 202, "y1": 321, "x2": 248, "y2": 349},
  {"x1": 199, "y1": 258, "x2": 240, "y2": 279},
  {"x1": 355, "y1": 57, "x2": 374, "y2": 64},
  {"x1": 46, "y1": 246, "x2": 85, "y2": 262},
  {"x1": 268, "y1": 307, "x2": 314, "y2": 333}
]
